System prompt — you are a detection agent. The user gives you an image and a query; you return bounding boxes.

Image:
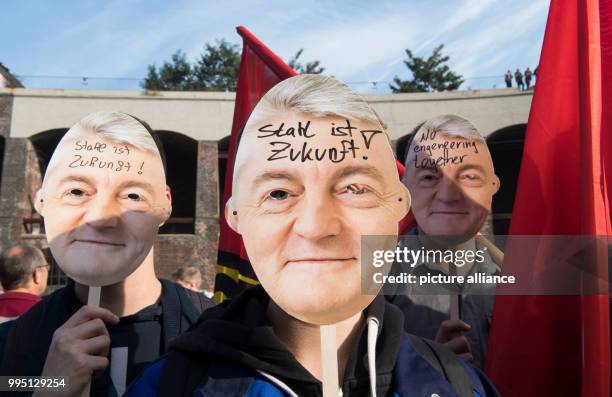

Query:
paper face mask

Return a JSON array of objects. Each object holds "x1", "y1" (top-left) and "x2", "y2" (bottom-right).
[
  {"x1": 226, "y1": 75, "x2": 410, "y2": 324},
  {"x1": 35, "y1": 112, "x2": 171, "y2": 287},
  {"x1": 403, "y1": 121, "x2": 499, "y2": 240}
]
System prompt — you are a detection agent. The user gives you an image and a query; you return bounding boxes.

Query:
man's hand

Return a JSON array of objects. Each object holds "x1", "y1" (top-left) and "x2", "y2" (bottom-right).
[
  {"x1": 35, "y1": 306, "x2": 119, "y2": 396},
  {"x1": 435, "y1": 319, "x2": 473, "y2": 362}
]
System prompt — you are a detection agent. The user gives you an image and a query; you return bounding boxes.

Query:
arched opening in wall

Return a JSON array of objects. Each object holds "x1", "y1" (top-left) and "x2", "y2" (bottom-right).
[
  {"x1": 218, "y1": 136, "x2": 230, "y2": 209},
  {"x1": 28, "y1": 128, "x2": 69, "y2": 232},
  {"x1": 29, "y1": 129, "x2": 69, "y2": 176},
  {"x1": 487, "y1": 124, "x2": 526, "y2": 239},
  {"x1": 155, "y1": 131, "x2": 198, "y2": 234},
  {"x1": 29, "y1": 129, "x2": 70, "y2": 288}
]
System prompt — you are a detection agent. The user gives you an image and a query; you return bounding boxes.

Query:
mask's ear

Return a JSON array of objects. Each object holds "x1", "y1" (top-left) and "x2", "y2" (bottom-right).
[
  {"x1": 396, "y1": 183, "x2": 411, "y2": 220},
  {"x1": 34, "y1": 189, "x2": 44, "y2": 216},
  {"x1": 159, "y1": 185, "x2": 173, "y2": 227},
  {"x1": 492, "y1": 174, "x2": 501, "y2": 195},
  {"x1": 225, "y1": 197, "x2": 239, "y2": 234}
]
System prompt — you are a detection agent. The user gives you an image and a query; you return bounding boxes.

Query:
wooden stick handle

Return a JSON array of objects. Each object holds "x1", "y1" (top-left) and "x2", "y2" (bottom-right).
[
  {"x1": 87, "y1": 286, "x2": 101, "y2": 307},
  {"x1": 450, "y1": 294, "x2": 460, "y2": 321},
  {"x1": 320, "y1": 325, "x2": 339, "y2": 397},
  {"x1": 81, "y1": 286, "x2": 102, "y2": 397},
  {"x1": 476, "y1": 234, "x2": 504, "y2": 267}
]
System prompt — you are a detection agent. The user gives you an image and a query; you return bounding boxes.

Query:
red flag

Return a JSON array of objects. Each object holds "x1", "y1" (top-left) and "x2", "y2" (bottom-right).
[
  {"x1": 485, "y1": 1, "x2": 611, "y2": 396},
  {"x1": 214, "y1": 26, "x2": 296, "y2": 303}
]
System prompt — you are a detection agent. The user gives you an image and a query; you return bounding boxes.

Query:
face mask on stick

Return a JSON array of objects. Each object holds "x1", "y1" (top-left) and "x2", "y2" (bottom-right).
[
  {"x1": 225, "y1": 75, "x2": 410, "y2": 396},
  {"x1": 36, "y1": 112, "x2": 171, "y2": 288},
  {"x1": 34, "y1": 111, "x2": 172, "y2": 395}
]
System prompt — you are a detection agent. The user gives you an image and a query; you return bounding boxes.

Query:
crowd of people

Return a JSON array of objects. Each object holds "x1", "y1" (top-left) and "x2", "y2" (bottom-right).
[
  {"x1": 505, "y1": 67, "x2": 536, "y2": 90},
  {"x1": 0, "y1": 75, "x2": 501, "y2": 396}
]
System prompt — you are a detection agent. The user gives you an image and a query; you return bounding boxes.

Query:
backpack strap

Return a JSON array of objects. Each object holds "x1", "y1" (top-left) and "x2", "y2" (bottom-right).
[
  {"x1": 159, "y1": 279, "x2": 215, "y2": 350},
  {"x1": 185, "y1": 290, "x2": 203, "y2": 313},
  {"x1": 182, "y1": 288, "x2": 215, "y2": 317},
  {"x1": 160, "y1": 279, "x2": 183, "y2": 349},
  {"x1": 409, "y1": 334, "x2": 473, "y2": 397}
]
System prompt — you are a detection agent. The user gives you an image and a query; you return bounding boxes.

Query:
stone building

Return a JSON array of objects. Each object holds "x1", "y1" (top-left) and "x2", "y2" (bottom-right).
[
  {"x1": 0, "y1": 87, "x2": 532, "y2": 291},
  {"x1": 0, "y1": 64, "x2": 23, "y2": 89}
]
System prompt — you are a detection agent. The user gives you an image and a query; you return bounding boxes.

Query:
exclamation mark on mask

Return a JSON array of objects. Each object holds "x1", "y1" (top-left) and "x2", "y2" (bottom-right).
[{"x1": 138, "y1": 162, "x2": 144, "y2": 175}]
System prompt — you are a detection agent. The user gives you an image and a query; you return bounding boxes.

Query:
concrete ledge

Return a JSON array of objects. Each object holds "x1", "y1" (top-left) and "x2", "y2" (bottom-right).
[
  {"x1": 1, "y1": 87, "x2": 532, "y2": 102},
  {"x1": 366, "y1": 88, "x2": 533, "y2": 103},
  {"x1": 4, "y1": 87, "x2": 533, "y2": 141},
  {"x1": 1, "y1": 88, "x2": 236, "y2": 101}
]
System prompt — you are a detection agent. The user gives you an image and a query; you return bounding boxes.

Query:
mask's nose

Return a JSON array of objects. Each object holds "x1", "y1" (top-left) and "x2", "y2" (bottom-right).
[
  {"x1": 83, "y1": 194, "x2": 121, "y2": 228},
  {"x1": 292, "y1": 193, "x2": 342, "y2": 241}
]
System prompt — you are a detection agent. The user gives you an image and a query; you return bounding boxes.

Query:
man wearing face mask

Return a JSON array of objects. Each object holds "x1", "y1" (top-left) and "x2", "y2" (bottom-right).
[
  {"x1": 389, "y1": 115, "x2": 502, "y2": 369},
  {"x1": 0, "y1": 112, "x2": 213, "y2": 396},
  {"x1": 127, "y1": 76, "x2": 499, "y2": 397}
]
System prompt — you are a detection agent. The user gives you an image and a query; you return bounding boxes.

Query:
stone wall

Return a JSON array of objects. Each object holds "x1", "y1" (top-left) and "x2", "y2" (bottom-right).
[
  {"x1": 0, "y1": 137, "x2": 220, "y2": 293},
  {"x1": 0, "y1": 95, "x2": 12, "y2": 138},
  {"x1": 0, "y1": 88, "x2": 528, "y2": 292},
  {"x1": 153, "y1": 141, "x2": 219, "y2": 292},
  {"x1": 0, "y1": 138, "x2": 42, "y2": 251}
]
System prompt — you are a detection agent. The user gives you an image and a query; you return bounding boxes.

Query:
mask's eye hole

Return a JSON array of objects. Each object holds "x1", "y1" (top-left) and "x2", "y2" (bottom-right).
[
  {"x1": 346, "y1": 184, "x2": 369, "y2": 194},
  {"x1": 127, "y1": 193, "x2": 141, "y2": 201},
  {"x1": 269, "y1": 190, "x2": 289, "y2": 200},
  {"x1": 70, "y1": 189, "x2": 84, "y2": 196}
]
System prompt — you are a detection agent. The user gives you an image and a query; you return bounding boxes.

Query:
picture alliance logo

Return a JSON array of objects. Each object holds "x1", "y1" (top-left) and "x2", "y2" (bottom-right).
[{"x1": 372, "y1": 246, "x2": 487, "y2": 268}]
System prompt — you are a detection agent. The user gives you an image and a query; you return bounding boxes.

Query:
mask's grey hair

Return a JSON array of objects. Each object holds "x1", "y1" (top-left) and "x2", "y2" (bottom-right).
[
  {"x1": 64, "y1": 111, "x2": 159, "y2": 153},
  {"x1": 246, "y1": 74, "x2": 387, "y2": 130},
  {"x1": 406, "y1": 114, "x2": 485, "y2": 166},
  {"x1": 411, "y1": 114, "x2": 484, "y2": 145}
]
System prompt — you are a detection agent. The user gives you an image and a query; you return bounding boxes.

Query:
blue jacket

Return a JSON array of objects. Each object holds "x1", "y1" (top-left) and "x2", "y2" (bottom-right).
[{"x1": 126, "y1": 286, "x2": 499, "y2": 397}]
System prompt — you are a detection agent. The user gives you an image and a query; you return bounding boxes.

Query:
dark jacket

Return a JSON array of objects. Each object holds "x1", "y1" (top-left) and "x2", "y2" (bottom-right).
[
  {"x1": 0, "y1": 278, "x2": 213, "y2": 396},
  {"x1": 387, "y1": 229, "x2": 499, "y2": 368},
  {"x1": 126, "y1": 285, "x2": 499, "y2": 397}
]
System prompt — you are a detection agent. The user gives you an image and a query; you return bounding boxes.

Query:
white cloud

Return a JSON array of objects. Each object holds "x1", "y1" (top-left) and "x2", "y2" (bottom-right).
[
  {"x1": 447, "y1": 1, "x2": 549, "y2": 83},
  {"x1": 412, "y1": 0, "x2": 497, "y2": 53}
]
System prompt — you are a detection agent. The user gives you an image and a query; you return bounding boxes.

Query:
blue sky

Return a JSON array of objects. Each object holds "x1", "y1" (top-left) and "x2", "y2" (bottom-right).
[{"x1": 1, "y1": 0, "x2": 550, "y2": 93}]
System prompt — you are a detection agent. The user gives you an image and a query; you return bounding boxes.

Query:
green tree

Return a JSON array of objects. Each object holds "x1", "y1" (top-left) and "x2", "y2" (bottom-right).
[
  {"x1": 288, "y1": 49, "x2": 325, "y2": 74},
  {"x1": 143, "y1": 50, "x2": 196, "y2": 91},
  {"x1": 143, "y1": 40, "x2": 325, "y2": 92},
  {"x1": 193, "y1": 39, "x2": 241, "y2": 91},
  {"x1": 143, "y1": 40, "x2": 240, "y2": 92},
  {"x1": 390, "y1": 44, "x2": 463, "y2": 93}
]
